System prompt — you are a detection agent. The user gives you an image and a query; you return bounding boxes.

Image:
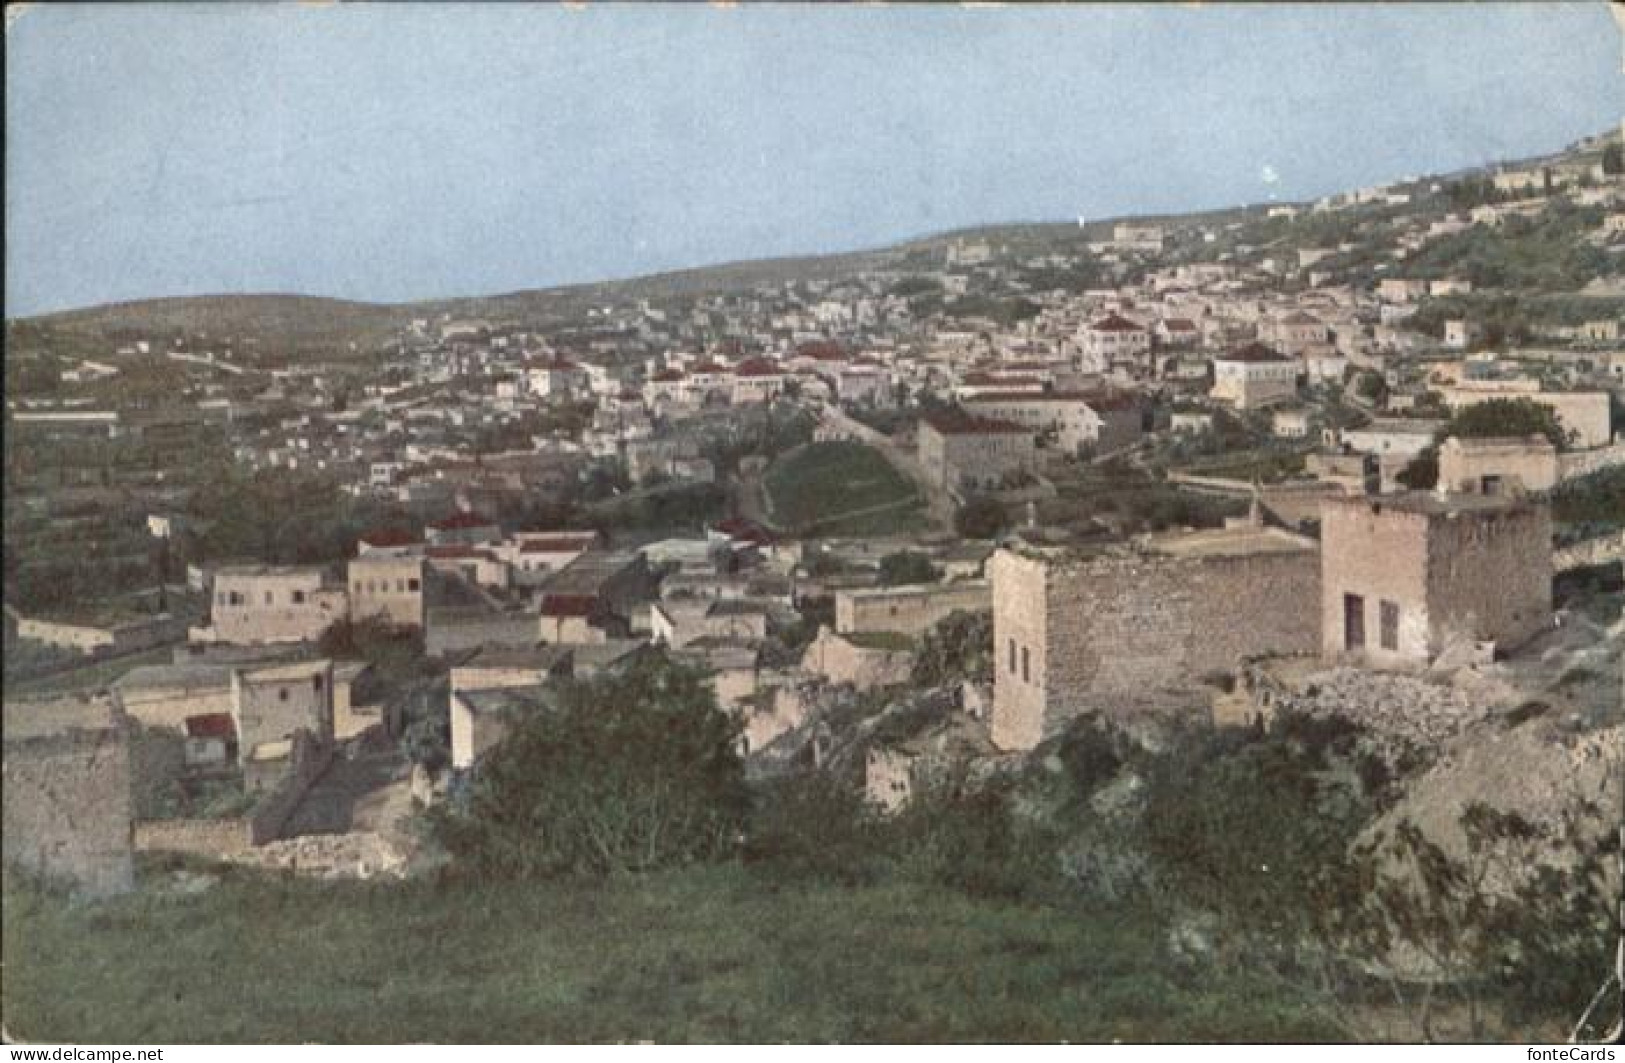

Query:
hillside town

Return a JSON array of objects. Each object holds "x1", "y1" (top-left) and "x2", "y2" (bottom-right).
[{"x1": 5, "y1": 117, "x2": 1623, "y2": 1042}]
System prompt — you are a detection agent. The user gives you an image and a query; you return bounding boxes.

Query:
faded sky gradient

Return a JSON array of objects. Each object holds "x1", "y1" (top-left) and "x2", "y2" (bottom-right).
[{"x1": 6, "y1": 2, "x2": 1623, "y2": 316}]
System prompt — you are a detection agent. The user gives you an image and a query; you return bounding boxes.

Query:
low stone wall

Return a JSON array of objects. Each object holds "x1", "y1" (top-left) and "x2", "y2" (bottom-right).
[
  {"x1": 1558, "y1": 442, "x2": 1625, "y2": 482},
  {"x1": 1554, "y1": 530, "x2": 1625, "y2": 573},
  {"x1": 134, "y1": 818, "x2": 253, "y2": 857},
  {"x1": 801, "y1": 627, "x2": 913, "y2": 691}
]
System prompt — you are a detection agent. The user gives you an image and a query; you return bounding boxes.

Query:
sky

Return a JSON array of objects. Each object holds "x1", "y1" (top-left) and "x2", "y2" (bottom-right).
[{"x1": 6, "y1": 2, "x2": 1623, "y2": 317}]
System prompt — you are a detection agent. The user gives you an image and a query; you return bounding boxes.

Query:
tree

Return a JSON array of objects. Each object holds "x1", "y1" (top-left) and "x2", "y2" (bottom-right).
[
  {"x1": 1603, "y1": 143, "x2": 1624, "y2": 177},
  {"x1": 910, "y1": 609, "x2": 993, "y2": 688},
  {"x1": 877, "y1": 550, "x2": 939, "y2": 587},
  {"x1": 433, "y1": 652, "x2": 747, "y2": 878},
  {"x1": 954, "y1": 495, "x2": 1007, "y2": 539},
  {"x1": 1446, "y1": 397, "x2": 1571, "y2": 450}
]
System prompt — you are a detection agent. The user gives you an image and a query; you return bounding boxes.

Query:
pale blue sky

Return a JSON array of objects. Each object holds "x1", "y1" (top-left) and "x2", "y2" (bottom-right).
[{"x1": 6, "y1": 2, "x2": 1622, "y2": 316}]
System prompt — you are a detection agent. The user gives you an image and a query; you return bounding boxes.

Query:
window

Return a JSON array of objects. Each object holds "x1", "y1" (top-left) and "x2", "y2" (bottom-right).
[
  {"x1": 216, "y1": 591, "x2": 226, "y2": 606},
  {"x1": 1343, "y1": 593, "x2": 1366, "y2": 650},
  {"x1": 278, "y1": 688, "x2": 289, "y2": 702},
  {"x1": 1008, "y1": 638, "x2": 1017, "y2": 674},
  {"x1": 1379, "y1": 600, "x2": 1400, "y2": 652},
  {"x1": 407, "y1": 578, "x2": 420, "y2": 592},
  {"x1": 313, "y1": 675, "x2": 324, "y2": 693},
  {"x1": 229, "y1": 591, "x2": 244, "y2": 606},
  {"x1": 292, "y1": 590, "x2": 306, "y2": 604},
  {"x1": 397, "y1": 579, "x2": 406, "y2": 593},
  {"x1": 264, "y1": 591, "x2": 273, "y2": 605},
  {"x1": 1021, "y1": 647, "x2": 1030, "y2": 683}
]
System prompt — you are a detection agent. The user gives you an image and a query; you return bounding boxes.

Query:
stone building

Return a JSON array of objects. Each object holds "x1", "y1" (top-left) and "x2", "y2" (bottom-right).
[
  {"x1": 231, "y1": 659, "x2": 335, "y2": 764},
  {"x1": 835, "y1": 580, "x2": 991, "y2": 638},
  {"x1": 1211, "y1": 342, "x2": 1298, "y2": 410},
  {"x1": 347, "y1": 555, "x2": 425, "y2": 629},
  {"x1": 963, "y1": 390, "x2": 1143, "y2": 456},
  {"x1": 1320, "y1": 492, "x2": 1551, "y2": 668},
  {"x1": 916, "y1": 409, "x2": 1038, "y2": 494},
  {"x1": 1436, "y1": 435, "x2": 1559, "y2": 496},
  {"x1": 195, "y1": 565, "x2": 347, "y2": 645},
  {"x1": 990, "y1": 525, "x2": 1322, "y2": 751},
  {"x1": 449, "y1": 645, "x2": 573, "y2": 769},
  {"x1": 1077, "y1": 313, "x2": 1152, "y2": 374},
  {"x1": 2, "y1": 693, "x2": 135, "y2": 897}
]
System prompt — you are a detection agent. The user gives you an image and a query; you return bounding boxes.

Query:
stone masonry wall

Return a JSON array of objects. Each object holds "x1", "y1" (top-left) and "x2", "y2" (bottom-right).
[
  {"x1": 1321, "y1": 502, "x2": 1433, "y2": 665},
  {"x1": 2, "y1": 728, "x2": 135, "y2": 897},
  {"x1": 1425, "y1": 503, "x2": 1551, "y2": 655},
  {"x1": 992, "y1": 547, "x2": 1321, "y2": 750}
]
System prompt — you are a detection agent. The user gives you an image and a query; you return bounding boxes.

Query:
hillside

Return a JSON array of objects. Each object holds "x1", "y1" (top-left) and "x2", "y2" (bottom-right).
[{"x1": 7, "y1": 125, "x2": 1618, "y2": 359}]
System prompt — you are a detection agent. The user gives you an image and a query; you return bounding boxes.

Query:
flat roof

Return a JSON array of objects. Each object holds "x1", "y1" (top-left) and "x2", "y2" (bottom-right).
[
  {"x1": 1323, "y1": 490, "x2": 1546, "y2": 518},
  {"x1": 1143, "y1": 524, "x2": 1318, "y2": 560},
  {"x1": 3, "y1": 693, "x2": 122, "y2": 742}
]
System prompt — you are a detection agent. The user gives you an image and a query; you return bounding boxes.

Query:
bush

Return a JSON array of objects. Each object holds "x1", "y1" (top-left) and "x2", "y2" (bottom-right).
[
  {"x1": 877, "y1": 550, "x2": 939, "y2": 587},
  {"x1": 433, "y1": 652, "x2": 747, "y2": 878},
  {"x1": 955, "y1": 495, "x2": 1006, "y2": 539}
]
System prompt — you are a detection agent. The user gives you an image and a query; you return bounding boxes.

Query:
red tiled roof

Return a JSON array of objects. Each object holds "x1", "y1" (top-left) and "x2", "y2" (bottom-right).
[
  {"x1": 427, "y1": 544, "x2": 498, "y2": 561},
  {"x1": 1162, "y1": 318, "x2": 1198, "y2": 331},
  {"x1": 358, "y1": 528, "x2": 422, "y2": 548},
  {"x1": 1088, "y1": 313, "x2": 1147, "y2": 333},
  {"x1": 713, "y1": 517, "x2": 775, "y2": 545},
  {"x1": 518, "y1": 534, "x2": 598, "y2": 554},
  {"x1": 1220, "y1": 342, "x2": 1292, "y2": 364},
  {"x1": 690, "y1": 361, "x2": 727, "y2": 374},
  {"x1": 650, "y1": 369, "x2": 685, "y2": 383},
  {"x1": 961, "y1": 372, "x2": 1043, "y2": 387},
  {"x1": 795, "y1": 340, "x2": 847, "y2": 362},
  {"x1": 732, "y1": 357, "x2": 782, "y2": 377},
  {"x1": 540, "y1": 593, "x2": 598, "y2": 618},
  {"x1": 185, "y1": 713, "x2": 235, "y2": 740},
  {"x1": 920, "y1": 409, "x2": 1028, "y2": 436},
  {"x1": 428, "y1": 511, "x2": 495, "y2": 531}
]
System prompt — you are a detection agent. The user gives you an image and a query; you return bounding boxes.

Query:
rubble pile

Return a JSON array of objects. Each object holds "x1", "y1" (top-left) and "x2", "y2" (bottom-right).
[
  {"x1": 230, "y1": 831, "x2": 409, "y2": 881},
  {"x1": 1286, "y1": 666, "x2": 1506, "y2": 749}
]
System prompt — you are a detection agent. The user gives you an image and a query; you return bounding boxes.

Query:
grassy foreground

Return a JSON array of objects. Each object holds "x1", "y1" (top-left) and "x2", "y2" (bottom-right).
[{"x1": 3, "y1": 862, "x2": 1337, "y2": 1043}]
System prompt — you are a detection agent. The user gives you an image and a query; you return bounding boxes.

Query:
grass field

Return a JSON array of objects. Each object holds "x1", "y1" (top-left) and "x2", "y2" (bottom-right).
[
  {"x1": 764, "y1": 441, "x2": 925, "y2": 537},
  {"x1": 2, "y1": 863, "x2": 1337, "y2": 1043}
]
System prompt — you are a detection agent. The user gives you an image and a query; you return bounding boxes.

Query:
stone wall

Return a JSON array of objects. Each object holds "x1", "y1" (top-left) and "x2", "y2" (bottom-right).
[
  {"x1": 1425, "y1": 503, "x2": 1551, "y2": 656},
  {"x1": 3, "y1": 723, "x2": 134, "y2": 897},
  {"x1": 425, "y1": 607, "x2": 538, "y2": 658},
  {"x1": 835, "y1": 581, "x2": 991, "y2": 637},
  {"x1": 991, "y1": 546, "x2": 1321, "y2": 751},
  {"x1": 1320, "y1": 501, "x2": 1434, "y2": 664},
  {"x1": 1554, "y1": 530, "x2": 1625, "y2": 573},
  {"x1": 1321, "y1": 496, "x2": 1551, "y2": 666},
  {"x1": 134, "y1": 817, "x2": 253, "y2": 857},
  {"x1": 1558, "y1": 441, "x2": 1625, "y2": 482},
  {"x1": 800, "y1": 626, "x2": 914, "y2": 691}
]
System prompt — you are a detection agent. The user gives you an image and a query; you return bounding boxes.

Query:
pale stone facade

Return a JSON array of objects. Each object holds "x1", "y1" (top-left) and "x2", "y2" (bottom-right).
[
  {"x1": 1319, "y1": 493, "x2": 1551, "y2": 669},
  {"x1": 348, "y1": 556, "x2": 425, "y2": 629},
  {"x1": 835, "y1": 580, "x2": 991, "y2": 638},
  {"x1": 1211, "y1": 343, "x2": 1298, "y2": 410},
  {"x1": 1436, "y1": 436, "x2": 1559, "y2": 495},
  {"x1": 231, "y1": 659, "x2": 335, "y2": 762},
  {"x1": 199, "y1": 566, "x2": 346, "y2": 645},
  {"x1": 963, "y1": 391, "x2": 1142, "y2": 455},
  {"x1": 917, "y1": 412, "x2": 1038, "y2": 493}
]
